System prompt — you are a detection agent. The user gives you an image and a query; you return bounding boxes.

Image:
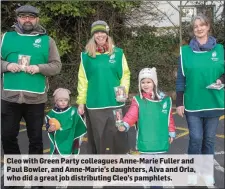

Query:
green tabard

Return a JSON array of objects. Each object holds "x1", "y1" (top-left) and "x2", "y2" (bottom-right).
[
  {"x1": 181, "y1": 44, "x2": 224, "y2": 111},
  {"x1": 82, "y1": 47, "x2": 124, "y2": 109},
  {"x1": 1, "y1": 31, "x2": 49, "y2": 93},
  {"x1": 135, "y1": 96, "x2": 172, "y2": 153},
  {"x1": 47, "y1": 107, "x2": 86, "y2": 155}
]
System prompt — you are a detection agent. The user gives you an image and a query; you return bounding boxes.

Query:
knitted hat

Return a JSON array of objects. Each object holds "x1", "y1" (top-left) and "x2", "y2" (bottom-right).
[
  {"x1": 91, "y1": 20, "x2": 109, "y2": 36},
  {"x1": 15, "y1": 5, "x2": 39, "y2": 16},
  {"x1": 53, "y1": 88, "x2": 71, "y2": 102},
  {"x1": 138, "y1": 67, "x2": 160, "y2": 99}
]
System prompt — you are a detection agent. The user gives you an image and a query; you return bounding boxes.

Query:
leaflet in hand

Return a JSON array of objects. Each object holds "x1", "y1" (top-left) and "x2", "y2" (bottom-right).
[
  {"x1": 114, "y1": 86, "x2": 126, "y2": 102},
  {"x1": 206, "y1": 83, "x2": 224, "y2": 90},
  {"x1": 113, "y1": 109, "x2": 123, "y2": 127},
  {"x1": 18, "y1": 54, "x2": 31, "y2": 71}
]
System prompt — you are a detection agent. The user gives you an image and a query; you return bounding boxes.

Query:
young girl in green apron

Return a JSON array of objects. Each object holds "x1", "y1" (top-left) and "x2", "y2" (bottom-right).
[
  {"x1": 120, "y1": 67, "x2": 176, "y2": 152},
  {"x1": 45, "y1": 88, "x2": 87, "y2": 155},
  {"x1": 119, "y1": 68, "x2": 176, "y2": 188}
]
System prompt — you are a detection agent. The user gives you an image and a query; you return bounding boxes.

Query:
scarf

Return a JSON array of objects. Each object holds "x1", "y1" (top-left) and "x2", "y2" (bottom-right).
[
  {"x1": 96, "y1": 43, "x2": 109, "y2": 53},
  {"x1": 189, "y1": 36, "x2": 217, "y2": 51}
]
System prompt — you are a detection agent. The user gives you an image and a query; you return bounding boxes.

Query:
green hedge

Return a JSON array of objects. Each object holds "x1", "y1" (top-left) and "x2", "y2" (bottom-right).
[{"x1": 48, "y1": 26, "x2": 179, "y2": 107}]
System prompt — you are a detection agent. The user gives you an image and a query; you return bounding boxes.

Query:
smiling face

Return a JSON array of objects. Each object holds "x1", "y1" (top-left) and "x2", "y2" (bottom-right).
[
  {"x1": 94, "y1": 32, "x2": 108, "y2": 46},
  {"x1": 193, "y1": 18, "x2": 210, "y2": 41},
  {"x1": 140, "y1": 78, "x2": 155, "y2": 94}
]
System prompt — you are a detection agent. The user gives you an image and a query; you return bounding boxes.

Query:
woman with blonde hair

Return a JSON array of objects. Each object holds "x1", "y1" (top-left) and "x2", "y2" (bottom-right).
[{"x1": 76, "y1": 20, "x2": 130, "y2": 154}]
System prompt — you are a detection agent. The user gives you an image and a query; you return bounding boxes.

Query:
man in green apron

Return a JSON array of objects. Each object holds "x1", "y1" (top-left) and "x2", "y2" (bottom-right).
[{"x1": 1, "y1": 6, "x2": 61, "y2": 189}]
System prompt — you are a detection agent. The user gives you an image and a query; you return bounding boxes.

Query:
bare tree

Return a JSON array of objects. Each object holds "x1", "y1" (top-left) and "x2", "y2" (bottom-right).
[{"x1": 125, "y1": 1, "x2": 164, "y2": 27}]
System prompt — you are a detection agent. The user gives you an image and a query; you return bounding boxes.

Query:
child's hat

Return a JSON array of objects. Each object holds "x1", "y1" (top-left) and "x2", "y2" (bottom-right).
[
  {"x1": 138, "y1": 67, "x2": 160, "y2": 99},
  {"x1": 53, "y1": 88, "x2": 71, "y2": 102},
  {"x1": 91, "y1": 20, "x2": 110, "y2": 36}
]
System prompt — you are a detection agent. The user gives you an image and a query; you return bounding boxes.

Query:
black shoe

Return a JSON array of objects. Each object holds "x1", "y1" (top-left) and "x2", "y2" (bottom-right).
[{"x1": 31, "y1": 187, "x2": 44, "y2": 189}]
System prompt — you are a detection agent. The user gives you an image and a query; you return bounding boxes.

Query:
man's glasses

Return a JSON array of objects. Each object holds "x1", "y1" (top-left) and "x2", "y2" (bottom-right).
[{"x1": 18, "y1": 15, "x2": 37, "y2": 20}]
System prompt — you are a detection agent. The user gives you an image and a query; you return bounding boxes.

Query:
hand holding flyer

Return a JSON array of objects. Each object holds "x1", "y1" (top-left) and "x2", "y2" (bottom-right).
[
  {"x1": 113, "y1": 109, "x2": 124, "y2": 128},
  {"x1": 18, "y1": 55, "x2": 31, "y2": 71},
  {"x1": 206, "y1": 83, "x2": 224, "y2": 90},
  {"x1": 114, "y1": 86, "x2": 126, "y2": 102}
]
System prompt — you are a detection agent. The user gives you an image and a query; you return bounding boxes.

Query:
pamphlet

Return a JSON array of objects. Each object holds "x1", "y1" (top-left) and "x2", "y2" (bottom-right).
[
  {"x1": 113, "y1": 109, "x2": 123, "y2": 128},
  {"x1": 114, "y1": 86, "x2": 126, "y2": 102},
  {"x1": 206, "y1": 83, "x2": 224, "y2": 90},
  {"x1": 18, "y1": 54, "x2": 31, "y2": 71}
]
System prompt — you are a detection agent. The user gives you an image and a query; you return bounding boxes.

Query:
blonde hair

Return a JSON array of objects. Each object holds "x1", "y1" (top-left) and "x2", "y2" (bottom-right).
[{"x1": 85, "y1": 35, "x2": 115, "y2": 58}]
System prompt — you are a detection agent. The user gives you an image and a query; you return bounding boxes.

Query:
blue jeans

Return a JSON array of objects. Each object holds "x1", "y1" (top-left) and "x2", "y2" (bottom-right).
[{"x1": 186, "y1": 115, "x2": 219, "y2": 154}]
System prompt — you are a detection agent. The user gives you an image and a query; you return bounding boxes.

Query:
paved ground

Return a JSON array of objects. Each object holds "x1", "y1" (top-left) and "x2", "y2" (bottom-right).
[{"x1": 1, "y1": 108, "x2": 224, "y2": 189}]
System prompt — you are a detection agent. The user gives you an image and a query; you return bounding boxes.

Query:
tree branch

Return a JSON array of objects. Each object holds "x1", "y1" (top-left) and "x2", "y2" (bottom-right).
[
  {"x1": 149, "y1": 2, "x2": 178, "y2": 29},
  {"x1": 167, "y1": 1, "x2": 180, "y2": 12}
]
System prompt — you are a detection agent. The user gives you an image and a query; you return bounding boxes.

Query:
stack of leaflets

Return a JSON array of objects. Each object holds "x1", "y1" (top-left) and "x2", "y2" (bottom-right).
[{"x1": 206, "y1": 83, "x2": 224, "y2": 90}]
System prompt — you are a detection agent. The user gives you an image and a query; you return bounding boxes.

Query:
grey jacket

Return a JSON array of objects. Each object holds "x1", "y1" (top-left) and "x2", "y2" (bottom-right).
[{"x1": 1, "y1": 24, "x2": 62, "y2": 104}]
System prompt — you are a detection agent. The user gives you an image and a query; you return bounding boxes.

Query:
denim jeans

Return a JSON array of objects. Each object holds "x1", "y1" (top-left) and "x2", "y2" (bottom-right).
[{"x1": 186, "y1": 115, "x2": 219, "y2": 154}]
